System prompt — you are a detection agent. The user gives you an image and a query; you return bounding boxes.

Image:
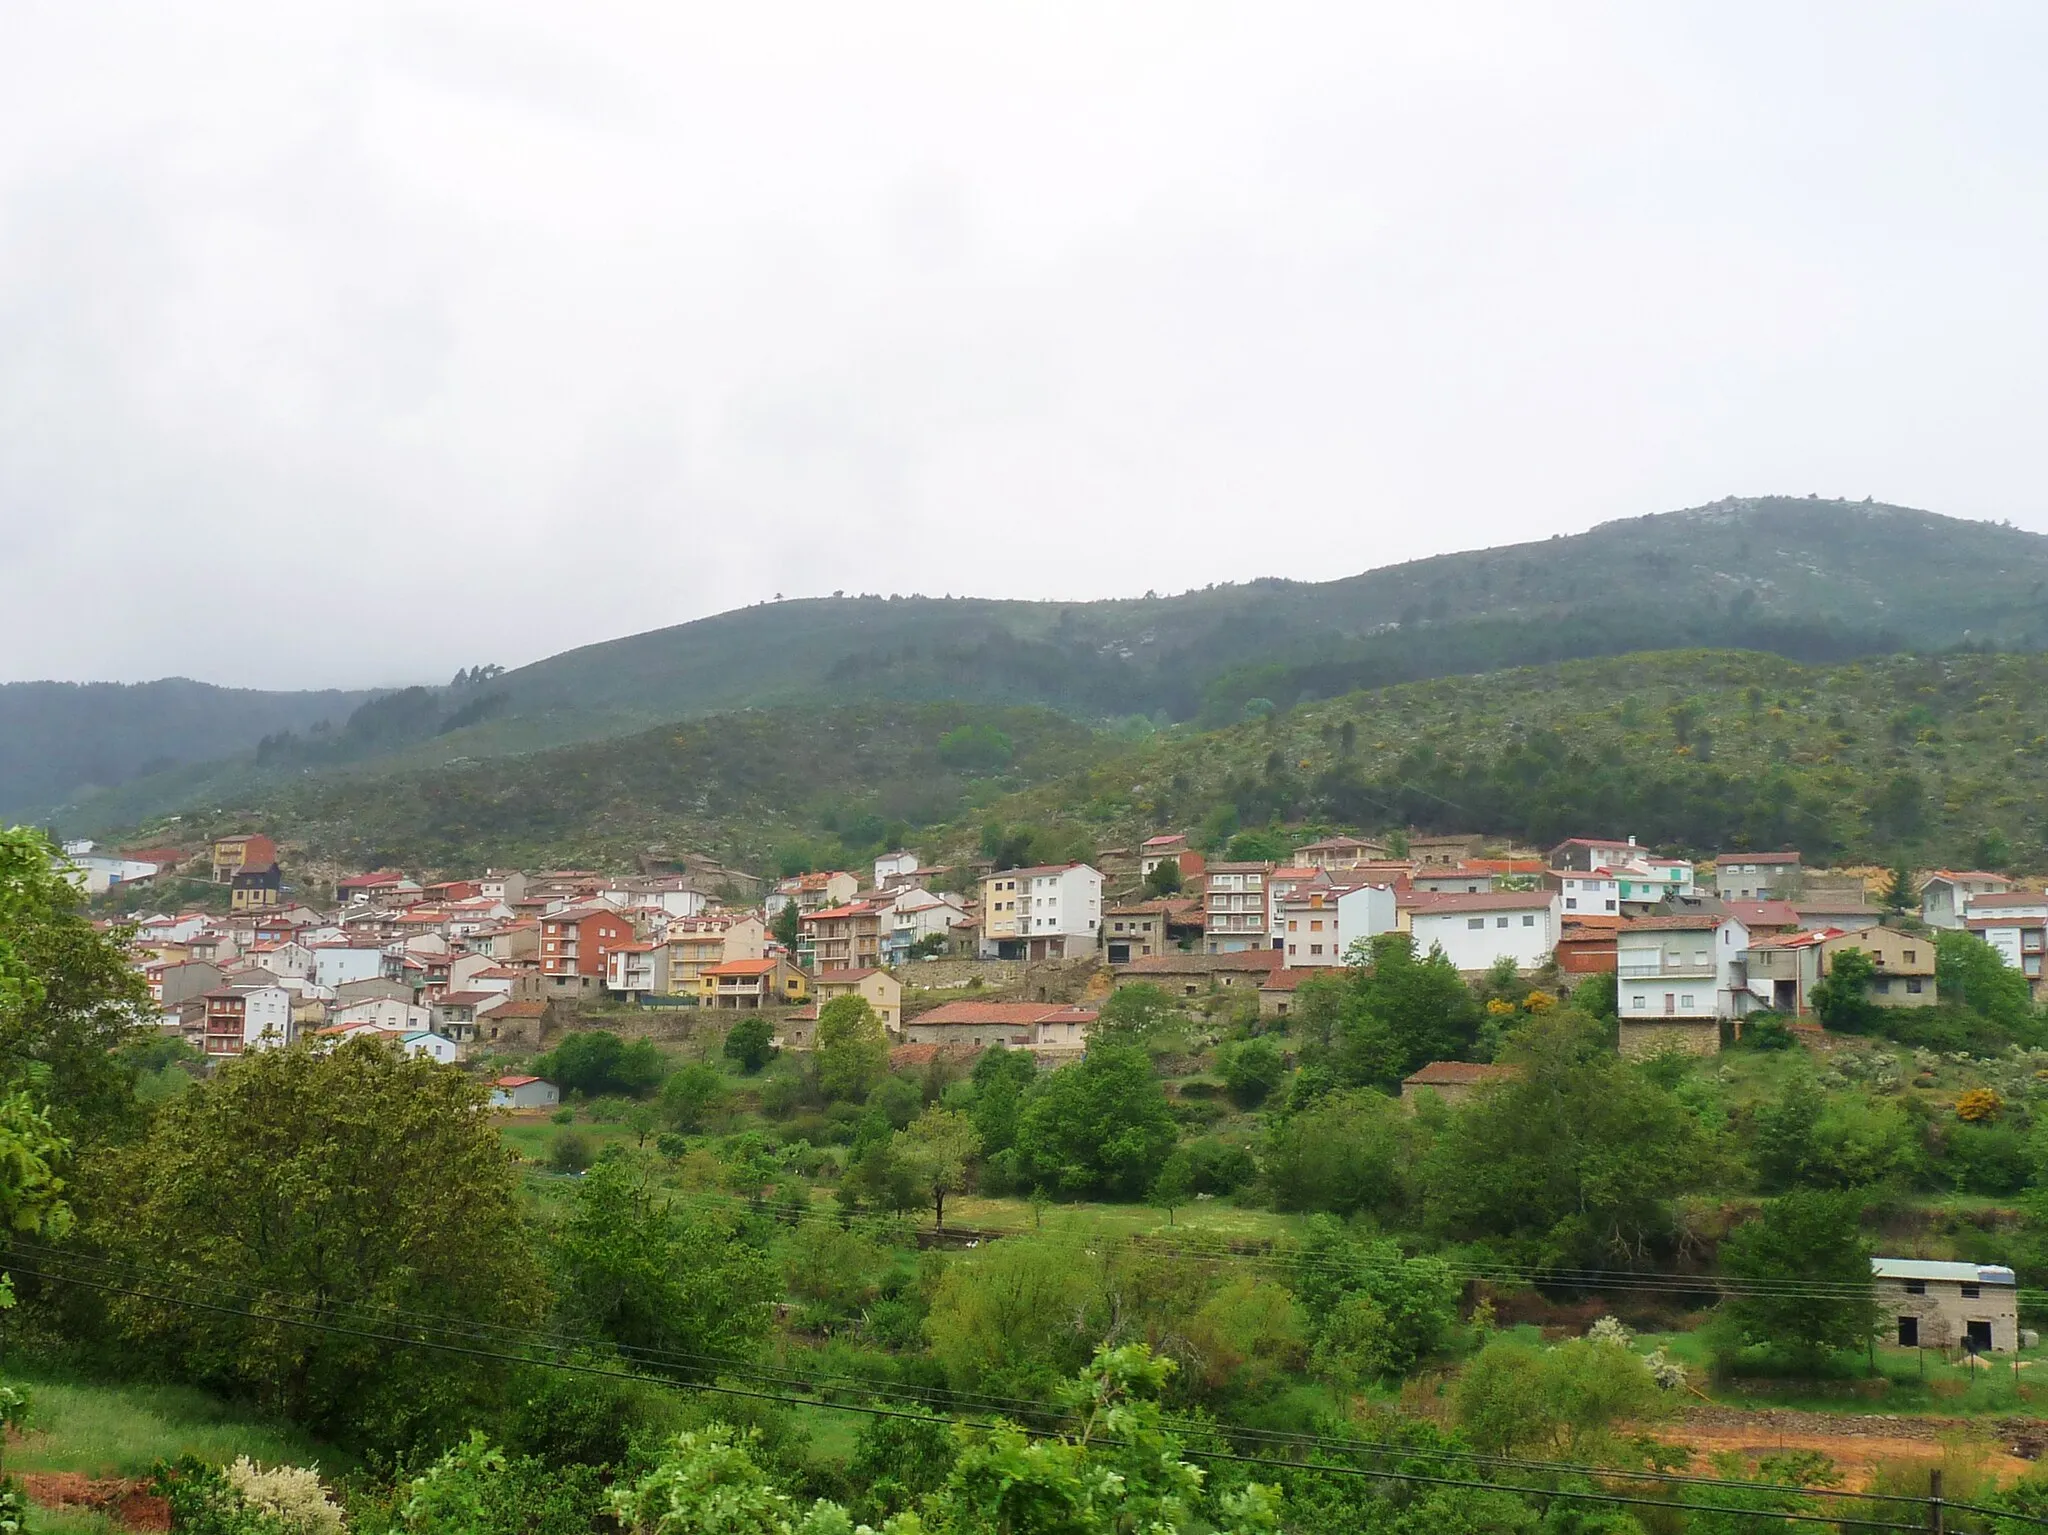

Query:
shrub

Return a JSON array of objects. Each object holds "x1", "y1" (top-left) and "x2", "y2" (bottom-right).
[
  {"x1": 1956, "y1": 1087, "x2": 2003, "y2": 1123},
  {"x1": 723, "y1": 1017, "x2": 775, "y2": 1074},
  {"x1": 550, "y1": 1130, "x2": 595, "y2": 1174}
]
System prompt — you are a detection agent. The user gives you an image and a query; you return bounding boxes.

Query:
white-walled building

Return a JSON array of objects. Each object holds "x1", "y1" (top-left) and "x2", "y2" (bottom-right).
[
  {"x1": 1965, "y1": 892, "x2": 2048, "y2": 993},
  {"x1": 1277, "y1": 883, "x2": 1398, "y2": 967},
  {"x1": 399, "y1": 1031, "x2": 462, "y2": 1065},
  {"x1": 1551, "y1": 871, "x2": 1620, "y2": 919},
  {"x1": 1616, "y1": 914, "x2": 1754, "y2": 1022},
  {"x1": 979, "y1": 863, "x2": 1103, "y2": 960},
  {"x1": 875, "y1": 850, "x2": 920, "y2": 886},
  {"x1": 330, "y1": 996, "x2": 432, "y2": 1033},
  {"x1": 1267, "y1": 866, "x2": 1334, "y2": 948},
  {"x1": 1408, "y1": 891, "x2": 1560, "y2": 972},
  {"x1": 1923, "y1": 871, "x2": 2015, "y2": 930},
  {"x1": 58, "y1": 843, "x2": 163, "y2": 896},
  {"x1": 314, "y1": 945, "x2": 388, "y2": 991}
]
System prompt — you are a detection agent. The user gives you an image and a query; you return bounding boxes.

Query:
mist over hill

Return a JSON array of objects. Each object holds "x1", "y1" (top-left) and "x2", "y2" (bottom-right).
[{"x1": 24, "y1": 496, "x2": 2048, "y2": 830}]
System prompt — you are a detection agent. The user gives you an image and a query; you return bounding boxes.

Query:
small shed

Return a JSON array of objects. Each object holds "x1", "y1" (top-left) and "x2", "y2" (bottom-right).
[
  {"x1": 1398, "y1": 1060, "x2": 1521, "y2": 1109},
  {"x1": 1872, "y1": 1258, "x2": 2018, "y2": 1353},
  {"x1": 490, "y1": 1075, "x2": 559, "y2": 1111}
]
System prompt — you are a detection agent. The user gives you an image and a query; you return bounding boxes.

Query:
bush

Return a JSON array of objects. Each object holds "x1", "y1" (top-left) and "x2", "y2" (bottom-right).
[
  {"x1": 535, "y1": 1032, "x2": 666, "y2": 1099},
  {"x1": 1217, "y1": 1037, "x2": 1285, "y2": 1109},
  {"x1": 550, "y1": 1130, "x2": 595, "y2": 1173},
  {"x1": 1737, "y1": 1014, "x2": 1798, "y2": 1051},
  {"x1": 723, "y1": 1017, "x2": 775, "y2": 1074},
  {"x1": 1175, "y1": 1137, "x2": 1257, "y2": 1194},
  {"x1": 549, "y1": 1107, "x2": 576, "y2": 1125}
]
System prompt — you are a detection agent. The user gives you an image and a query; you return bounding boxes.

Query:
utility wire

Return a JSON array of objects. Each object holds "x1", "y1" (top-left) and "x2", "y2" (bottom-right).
[
  {"x1": 5, "y1": 1258, "x2": 1948, "y2": 1533},
  {"x1": 11, "y1": 1242, "x2": 2031, "y2": 1528}
]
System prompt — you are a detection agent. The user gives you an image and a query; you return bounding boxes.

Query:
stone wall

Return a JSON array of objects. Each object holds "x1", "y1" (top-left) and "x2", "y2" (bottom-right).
[{"x1": 1618, "y1": 1018, "x2": 1721, "y2": 1060}]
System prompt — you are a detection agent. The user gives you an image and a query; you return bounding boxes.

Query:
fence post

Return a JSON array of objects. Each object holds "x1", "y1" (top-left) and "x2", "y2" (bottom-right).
[{"x1": 1929, "y1": 1466, "x2": 1944, "y2": 1534}]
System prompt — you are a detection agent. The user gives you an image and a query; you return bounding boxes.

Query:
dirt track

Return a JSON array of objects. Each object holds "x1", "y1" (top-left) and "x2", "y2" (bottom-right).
[{"x1": 1639, "y1": 1406, "x2": 2046, "y2": 1489}]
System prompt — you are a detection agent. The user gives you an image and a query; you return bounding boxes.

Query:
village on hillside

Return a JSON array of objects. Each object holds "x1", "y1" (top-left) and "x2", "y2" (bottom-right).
[{"x1": 67, "y1": 827, "x2": 2045, "y2": 1107}]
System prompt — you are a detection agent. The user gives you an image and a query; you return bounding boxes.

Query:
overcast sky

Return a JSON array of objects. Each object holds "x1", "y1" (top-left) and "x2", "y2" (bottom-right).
[{"x1": 5, "y1": 3, "x2": 2046, "y2": 690}]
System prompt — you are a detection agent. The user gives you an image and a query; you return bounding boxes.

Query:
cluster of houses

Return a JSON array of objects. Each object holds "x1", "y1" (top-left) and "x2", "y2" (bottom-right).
[{"x1": 97, "y1": 823, "x2": 2045, "y2": 1080}]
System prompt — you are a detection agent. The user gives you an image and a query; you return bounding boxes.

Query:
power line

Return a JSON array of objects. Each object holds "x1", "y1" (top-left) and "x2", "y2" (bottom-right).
[
  {"x1": 11, "y1": 1242, "x2": 2033, "y2": 1529},
  {"x1": 5, "y1": 1257, "x2": 1951, "y2": 1533}
]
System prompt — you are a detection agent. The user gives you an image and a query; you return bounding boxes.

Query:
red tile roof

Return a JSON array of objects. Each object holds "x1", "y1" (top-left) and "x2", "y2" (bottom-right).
[
  {"x1": 495, "y1": 1075, "x2": 542, "y2": 1087},
  {"x1": 1409, "y1": 890, "x2": 1554, "y2": 914},
  {"x1": 1260, "y1": 967, "x2": 1319, "y2": 991},
  {"x1": 1964, "y1": 892, "x2": 2046, "y2": 910},
  {"x1": 1620, "y1": 914, "x2": 1727, "y2": 932},
  {"x1": 1716, "y1": 850, "x2": 1801, "y2": 864},
  {"x1": 703, "y1": 959, "x2": 782, "y2": 977}
]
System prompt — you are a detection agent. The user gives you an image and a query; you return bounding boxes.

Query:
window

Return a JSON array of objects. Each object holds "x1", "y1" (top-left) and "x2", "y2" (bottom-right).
[
  {"x1": 1468, "y1": 917, "x2": 1485, "y2": 930},
  {"x1": 1904, "y1": 949, "x2": 1917, "y2": 964},
  {"x1": 1904, "y1": 1279, "x2": 1926, "y2": 1295},
  {"x1": 1523, "y1": 914, "x2": 1535, "y2": 926},
  {"x1": 1310, "y1": 920, "x2": 1323, "y2": 932},
  {"x1": 1566, "y1": 898, "x2": 1579, "y2": 910},
  {"x1": 1907, "y1": 978, "x2": 1924, "y2": 994},
  {"x1": 1605, "y1": 900, "x2": 1617, "y2": 912},
  {"x1": 1287, "y1": 944, "x2": 1296, "y2": 956},
  {"x1": 1310, "y1": 944, "x2": 1323, "y2": 956},
  {"x1": 1961, "y1": 1283, "x2": 1981, "y2": 1299},
  {"x1": 1680, "y1": 994, "x2": 1695, "y2": 1009}
]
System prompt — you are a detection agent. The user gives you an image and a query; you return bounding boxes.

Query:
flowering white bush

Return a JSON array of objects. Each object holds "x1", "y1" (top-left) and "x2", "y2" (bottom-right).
[{"x1": 224, "y1": 1458, "x2": 347, "y2": 1535}]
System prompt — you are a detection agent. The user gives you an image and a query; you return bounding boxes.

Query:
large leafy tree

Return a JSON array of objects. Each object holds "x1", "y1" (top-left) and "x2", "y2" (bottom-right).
[
  {"x1": 815, "y1": 995, "x2": 887, "y2": 1103},
  {"x1": 91, "y1": 1037, "x2": 543, "y2": 1448},
  {"x1": 1092, "y1": 983, "x2": 1181, "y2": 1044},
  {"x1": 0, "y1": 827, "x2": 149, "y2": 1138},
  {"x1": 1329, "y1": 934, "x2": 1482, "y2": 1089},
  {"x1": 535, "y1": 1032, "x2": 665, "y2": 1098},
  {"x1": 1418, "y1": 1012, "x2": 1714, "y2": 1264},
  {"x1": 1936, "y1": 930, "x2": 2034, "y2": 1030},
  {"x1": 1012, "y1": 1046, "x2": 1178, "y2": 1200},
  {"x1": 1715, "y1": 1190, "x2": 1879, "y2": 1367},
  {"x1": 891, "y1": 1106, "x2": 979, "y2": 1230},
  {"x1": 1262, "y1": 1089, "x2": 1409, "y2": 1219},
  {"x1": 554, "y1": 1150, "x2": 776, "y2": 1372}
]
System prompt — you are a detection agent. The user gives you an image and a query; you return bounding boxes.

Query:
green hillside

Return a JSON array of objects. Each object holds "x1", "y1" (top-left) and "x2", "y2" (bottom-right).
[
  {"x1": 109, "y1": 649, "x2": 2048, "y2": 878},
  {"x1": 36, "y1": 497, "x2": 2048, "y2": 832},
  {"x1": 972, "y1": 648, "x2": 2048, "y2": 870},
  {"x1": 120, "y1": 702, "x2": 1115, "y2": 876}
]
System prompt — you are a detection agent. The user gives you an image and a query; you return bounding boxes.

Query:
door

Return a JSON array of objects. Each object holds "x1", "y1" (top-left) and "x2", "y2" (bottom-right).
[
  {"x1": 1967, "y1": 1320, "x2": 1993, "y2": 1353},
  {"x1": 1897, "y1": 1315, "x2": 1919, "y2": 1347}
]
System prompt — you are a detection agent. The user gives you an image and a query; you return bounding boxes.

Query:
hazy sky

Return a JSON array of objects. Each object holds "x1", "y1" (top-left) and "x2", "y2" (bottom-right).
[{"x1": 5, "y1": 3, "x2": 2047, "y2": 690}]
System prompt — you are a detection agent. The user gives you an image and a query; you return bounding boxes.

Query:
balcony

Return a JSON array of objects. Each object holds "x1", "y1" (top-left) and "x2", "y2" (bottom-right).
[{"x1": 1618, "y1": 961, "x2": 1716, "y2": 979}]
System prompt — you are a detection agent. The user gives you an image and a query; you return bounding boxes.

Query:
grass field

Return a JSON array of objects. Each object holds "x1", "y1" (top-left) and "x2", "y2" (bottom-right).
[{"x1": 6, "y1": 1374, "x2": 340, "y2": 1480}]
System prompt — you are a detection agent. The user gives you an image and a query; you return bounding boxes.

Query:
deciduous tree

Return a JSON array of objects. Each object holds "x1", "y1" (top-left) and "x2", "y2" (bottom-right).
[
  {"x1": 92, "y1": 1037, "x2": 542, "y2": 1448},
  {"x1": 815, "y1": 995, "x2": 887, "y2": 1103}
]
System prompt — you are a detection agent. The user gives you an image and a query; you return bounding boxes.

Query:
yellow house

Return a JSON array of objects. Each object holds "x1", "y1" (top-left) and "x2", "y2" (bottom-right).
[
  {"x1": 698, "y1": 957, "x2": 811, "y2": 1010},
  {"x1": 810, "y1": 967, "x2": 902, "y2": 1031}
]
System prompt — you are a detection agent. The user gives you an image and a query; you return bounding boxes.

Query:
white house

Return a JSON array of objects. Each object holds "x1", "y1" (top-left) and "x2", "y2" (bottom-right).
[
  {"x1": 1923, "y1": 870, "x2": 2013, "y2": 930},
  {"x1": 229, "y1": 985, "x2": 294, "y2": 1052},
  {"x1": 1408, "y1": 891, "x2": 1560, "y2": 972},
  {"x1": 1616, "y1": 914, "x2": 1754, "y2": 1022},
  {"x1": 874, "y1": 850, "x2": 920, "y2": 886},
  {"x1": 399, "y1": 1031, "x2": 462, "y2": 1065},
  {"x1": 330, "y1": 996, "x2": 431, "y2": 1033},
  {"x1": 58, "y1": 844, "x2": 163, "y2": 896},
  {"x1": 243, "y1": 940, "x2": 314, "y2": 981},
  {"x1": 313, "y1": 945, "x2": 388, "y2": 991},
  {"x1": 885, "y1": 889, "x2": 970, "y2": 964},
  {"x1": 1964, "y1": 892, "x2": 2048, "y2": 992},
  {"x1": 1278, "y1": 883, "x2": 1398, "y2": 967},
  {"x1": 1551, "y1": 871, "x2": 1620, "y2": 918},
  {"x1": 979, "y1": 863, "x2": 1103, "y2": 960},
  {"x1": 490, "y1": 1075, "x2": 560, "y2": 1110}
]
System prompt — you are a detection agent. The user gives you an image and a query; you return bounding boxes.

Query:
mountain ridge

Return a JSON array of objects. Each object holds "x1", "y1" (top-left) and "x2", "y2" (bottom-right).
[{"x1": 22, "y1": 496, "x2": 2048, "y2": 829}]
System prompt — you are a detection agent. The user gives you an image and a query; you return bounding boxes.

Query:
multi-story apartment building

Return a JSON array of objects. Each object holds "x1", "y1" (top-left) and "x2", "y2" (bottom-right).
[
  {"x1": 604, "y1": 942, "x2": 670, "y2": 999},
  {"x1": 766, "y1": 871, "x2": 859, "y2": 919},
  {"x1": 979, "y1": 864, "x2": 1103, "y2": 960},
  {"x1": 1266, "y1": 866, "x2": 1333, "y2": 949},
  {"x1": 1202, "y1": 863, "x2": 1270, "y2": 953},
  {"x1": 540, "y1": 905, "x2": 637, "y2": 981},
  {"x1": 210, "y1": 833, "x2": 278, "y2": 883},
  {"x1": 804, "y1": 900, "x2": 892, "y2": 972},
  {"x1": 1293, "y1": 836, "x2": 1389, "y2": 873},
  {"x1": 1275, "y1": 882, "x2": 1397, "y2": 967},
  {"x1": 201, "y1": 983, "x2": 293, "y2": 1057}
]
